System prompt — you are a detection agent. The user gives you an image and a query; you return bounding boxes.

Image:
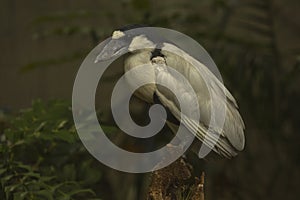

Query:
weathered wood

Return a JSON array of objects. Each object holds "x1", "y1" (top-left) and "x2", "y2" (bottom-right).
[{"x1": 147, "y1": 158, "x2": 204, "y2": 200}]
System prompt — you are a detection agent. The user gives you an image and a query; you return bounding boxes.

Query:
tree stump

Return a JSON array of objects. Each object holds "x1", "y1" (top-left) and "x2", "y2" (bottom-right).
[{"x1": 147, "y1": 158, "x2": 205, "y2": 200}]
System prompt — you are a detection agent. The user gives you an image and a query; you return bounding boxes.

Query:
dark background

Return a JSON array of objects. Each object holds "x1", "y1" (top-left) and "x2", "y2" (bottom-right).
[{"x1": 1, "y1": 0, "x2": 299, "y2": 199}]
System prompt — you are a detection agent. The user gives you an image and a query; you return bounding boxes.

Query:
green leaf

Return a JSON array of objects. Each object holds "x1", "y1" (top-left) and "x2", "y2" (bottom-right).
[
  {"x1": 68, "y1": 188, "x2": 96, "y2": 197},
  {"x1": 2, "y1": 174, "x2": 15, "y2": 182},
  {"x1": 32, "y1": 189, "x2": 54, "y2": 200},
  {"x1": 57, "y1": 120, "x2": 68, "y2": 130},
  {"x1": 52, "y1": 130, "x2": 77, "y2": 143},
  {"x1": 0, "y1": 168, "x2": 7, "y2": 176},
  {"x1": 34, "y1": 121, "x2": 47, "y2": 133},
  {"x1": 5, "y1": 182, "x2": 23, "y2": 193}
]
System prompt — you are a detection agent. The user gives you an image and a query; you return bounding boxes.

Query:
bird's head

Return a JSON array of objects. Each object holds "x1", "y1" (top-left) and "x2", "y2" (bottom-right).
[{"x1": 95, "y1": 25, "x2": 156, "y2": 62}]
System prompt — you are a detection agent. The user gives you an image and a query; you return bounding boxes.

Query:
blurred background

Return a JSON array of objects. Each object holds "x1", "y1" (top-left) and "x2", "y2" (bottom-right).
[{"x1": 1, "y1": 0, "x2": 299, "y2": 199}]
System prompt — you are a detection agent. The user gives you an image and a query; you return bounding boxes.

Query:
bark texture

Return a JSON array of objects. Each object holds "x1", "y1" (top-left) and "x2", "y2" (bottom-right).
[{"x1": 147, "y1": 158, "x2": 204, "y2": 200}]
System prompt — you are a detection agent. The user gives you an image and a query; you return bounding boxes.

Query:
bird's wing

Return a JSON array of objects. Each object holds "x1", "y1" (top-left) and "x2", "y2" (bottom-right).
[
  {"x1": 154, "y1": 64, "x2": 237, "y2": 158},
  {"x1": 153, "y1": 43, "x2": 245, "y2": 157}
]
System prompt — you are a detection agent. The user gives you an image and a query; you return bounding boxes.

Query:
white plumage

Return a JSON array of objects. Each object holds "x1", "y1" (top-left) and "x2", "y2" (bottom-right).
[{"x1": 96, "y1": 30, "x2": 245, "y2": 158}]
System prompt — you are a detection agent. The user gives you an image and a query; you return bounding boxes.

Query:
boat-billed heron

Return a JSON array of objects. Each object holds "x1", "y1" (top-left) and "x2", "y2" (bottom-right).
[{"x1": 95, "y1": 25, "x2": 245, "y2": 159}]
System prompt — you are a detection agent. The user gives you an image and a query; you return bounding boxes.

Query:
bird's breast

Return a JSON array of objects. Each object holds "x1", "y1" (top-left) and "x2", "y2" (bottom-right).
[{"x1": 124, "y1": 51, "x2": 156, "y2": 103}]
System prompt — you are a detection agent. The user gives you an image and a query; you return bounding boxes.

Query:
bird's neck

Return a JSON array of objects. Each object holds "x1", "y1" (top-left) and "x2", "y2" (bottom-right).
[{"x1": 124, "y1": 49, "x2": 156, "y2": 103}]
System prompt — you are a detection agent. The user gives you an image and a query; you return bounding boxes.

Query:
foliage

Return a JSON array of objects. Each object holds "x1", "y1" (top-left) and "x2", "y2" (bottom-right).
[{"x1": 0, "y1": 100, "x2": 105, "y2": 200}]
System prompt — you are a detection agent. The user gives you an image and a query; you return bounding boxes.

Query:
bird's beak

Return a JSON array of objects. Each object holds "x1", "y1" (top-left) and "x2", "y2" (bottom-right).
[{"x1": 95, "y1": 39, "x2": 128, "y2": 62}]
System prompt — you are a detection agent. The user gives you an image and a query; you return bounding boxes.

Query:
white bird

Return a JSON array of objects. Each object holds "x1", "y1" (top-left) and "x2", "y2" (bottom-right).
[{"x1": 95, "y1": 25, "x2": 245, "y2": 159}]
